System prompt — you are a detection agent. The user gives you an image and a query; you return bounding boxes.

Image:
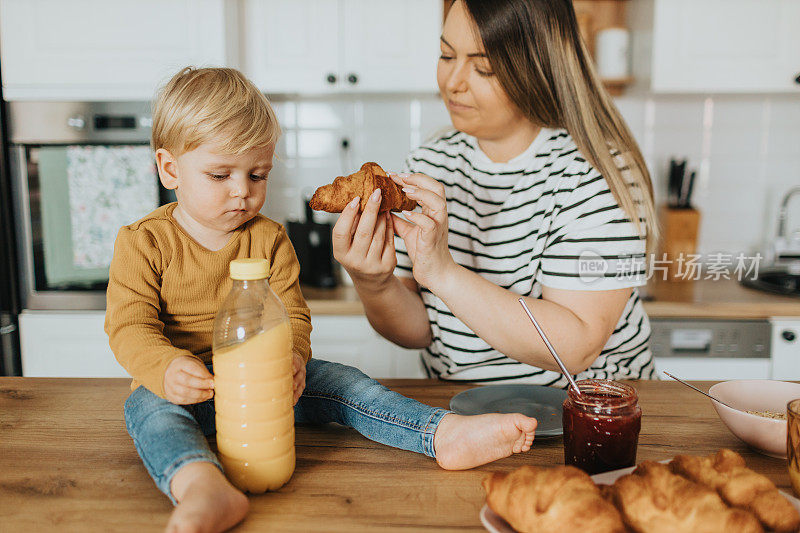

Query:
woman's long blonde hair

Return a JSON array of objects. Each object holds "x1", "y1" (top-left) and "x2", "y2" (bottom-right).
[{"x1": 461, "y1": 0, "x2": 658, "y2": 251}]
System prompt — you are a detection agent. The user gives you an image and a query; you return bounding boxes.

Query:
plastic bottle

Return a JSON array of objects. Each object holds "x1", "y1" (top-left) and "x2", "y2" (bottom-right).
[{"x1": 212, "y1": 258, "x2": 295, "y2": 492}]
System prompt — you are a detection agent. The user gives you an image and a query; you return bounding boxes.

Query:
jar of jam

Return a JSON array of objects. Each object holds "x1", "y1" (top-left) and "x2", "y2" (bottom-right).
[{"x1": 562, "y1": 379, "x2": 641, "y2": 475}]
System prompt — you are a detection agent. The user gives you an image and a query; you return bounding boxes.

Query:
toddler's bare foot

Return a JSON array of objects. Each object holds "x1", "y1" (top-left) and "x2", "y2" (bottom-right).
[
  {"x1": 433, "y1": 413, "x2": 537, "y2": 470},
  {"x1": 165, "y1": 462, "x2": 249, "y2": 533}
]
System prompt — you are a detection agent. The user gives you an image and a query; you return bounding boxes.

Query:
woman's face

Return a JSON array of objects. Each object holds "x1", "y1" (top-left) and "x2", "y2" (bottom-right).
[{"x1": 437, "y1": 0, "x2": 527, "y2": 141}]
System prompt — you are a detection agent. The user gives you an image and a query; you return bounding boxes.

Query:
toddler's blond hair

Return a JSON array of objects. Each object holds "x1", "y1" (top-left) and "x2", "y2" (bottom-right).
[{"x1": 152, "y1": 67, "x2": 280, "y2": 155}]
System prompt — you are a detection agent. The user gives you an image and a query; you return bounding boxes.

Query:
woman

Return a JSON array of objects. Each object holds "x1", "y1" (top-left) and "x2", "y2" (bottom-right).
[{"x1": 332, "y1": 0, "x2": 658, "y2": 387}]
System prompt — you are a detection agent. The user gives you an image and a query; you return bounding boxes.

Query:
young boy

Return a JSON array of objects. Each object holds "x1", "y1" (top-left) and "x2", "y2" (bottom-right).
[{"x1": 105, "y1": 67, "x2": 537, "y2": 533}]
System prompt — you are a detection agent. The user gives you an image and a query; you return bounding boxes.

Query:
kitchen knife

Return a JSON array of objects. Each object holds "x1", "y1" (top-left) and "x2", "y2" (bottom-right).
[
  {"x1": 667, "y1": 159, "x2": 678, "y2": 207},
  {"x1": 682, "y1": 171, "x2": 696, "y2": 208}
]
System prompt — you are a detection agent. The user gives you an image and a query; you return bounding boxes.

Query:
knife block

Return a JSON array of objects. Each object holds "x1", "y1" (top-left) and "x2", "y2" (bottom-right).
[{"x1": 658, "y1": 206, "x2": 701, "y2": 282}]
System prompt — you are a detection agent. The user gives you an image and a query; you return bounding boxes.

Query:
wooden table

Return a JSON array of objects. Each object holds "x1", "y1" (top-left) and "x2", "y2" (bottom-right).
[{"x1": 0, "y1": 378, "x2": 792, "y2": 532}]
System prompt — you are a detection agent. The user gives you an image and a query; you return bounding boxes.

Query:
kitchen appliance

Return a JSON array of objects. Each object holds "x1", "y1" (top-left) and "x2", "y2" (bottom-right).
[
  {"x1": 0, "y1": 86, "x2": 21, "y2": 376},
  {"x1": 651, "y1": 318, "x2": 780, "y2": 380},
  {"x1": 287, "y1": 201, "x2": 337, "y2": 288},
  {"x1": 7, "y1": 101, "x2": 172, "y2": 310}
]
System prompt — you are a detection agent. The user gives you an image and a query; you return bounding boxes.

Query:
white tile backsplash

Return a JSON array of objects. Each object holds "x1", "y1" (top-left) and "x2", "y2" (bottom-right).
[
  {"x1": 359, "y1": 97, "x2": 411, "y2": 130},
  {"x1": 418, "y1": 95, "x2": 453, "y2": 143},
  {"x1": 768, "y1": 96, "x2": 800, "y2": 128},
  {"x1": 297, "y1": 101, "x2": 351, "y2": 129},
  {"x1": 268, "y1": 92, "x2": 800, "y2": 258},
  {"x1": 296, "y1": 130, "x2": 340, "y2": 159}
]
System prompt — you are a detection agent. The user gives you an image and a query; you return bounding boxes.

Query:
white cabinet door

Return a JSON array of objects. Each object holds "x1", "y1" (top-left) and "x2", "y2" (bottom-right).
[
  {"x1": 0, "y1": 0, "x2": 234, "y2": 100},
  {"x1": 341, "y1": 0, "x2": 441, "y2": 93},
  {"x1": 649, "y1": 0, "x2": 800, "y2": 93},
  {"x1": 654, "y1": 357, "x2": 771, "y2": 380},
  {"x1": 241, "y1": 0, "x2": 340, "y2": 94},
  {"x1": 309, "y1": 315, "x2": 426, "y2": 378},
  {"x1": 771, "y1": 318, "x2": 800, "y2": 380},
  {"x1": 242, "y1": 0, "x2": 441, "y2": 94},
  {"x1": 19, "y1": 311, "x2": 128, "y2": 378}
]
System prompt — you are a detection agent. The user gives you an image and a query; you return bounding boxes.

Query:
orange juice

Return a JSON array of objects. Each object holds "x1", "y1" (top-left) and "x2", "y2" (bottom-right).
[{"x1": 212, "y1": 259, "x2": 295, "y2": 493}]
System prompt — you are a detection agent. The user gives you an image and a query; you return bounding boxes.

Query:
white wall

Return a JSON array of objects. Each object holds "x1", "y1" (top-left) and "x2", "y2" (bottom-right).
[
  {"x1": 616, "y1": 94, "x2": 800, "y2": 257},
  {"x1": 262, "y1": 93, "x2": 800, "y2": 259}
]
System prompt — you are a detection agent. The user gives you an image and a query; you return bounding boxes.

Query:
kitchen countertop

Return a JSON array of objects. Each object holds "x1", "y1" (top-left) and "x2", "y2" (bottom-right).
[
  {"x1": 0, "y1": 377, "x2": 793, "y2": 531},
  {"x1": 302, "y1": 279, "x2": 800, "y2": 319}
]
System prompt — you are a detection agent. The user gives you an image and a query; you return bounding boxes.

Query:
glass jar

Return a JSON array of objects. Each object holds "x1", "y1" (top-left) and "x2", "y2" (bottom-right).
[{"x1": 562, "y1": 379, "x2": 642, "y2": 475}]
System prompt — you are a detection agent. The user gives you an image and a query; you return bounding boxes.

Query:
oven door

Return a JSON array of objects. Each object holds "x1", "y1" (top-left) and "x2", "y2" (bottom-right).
[
  {"x1": 8, "y1": 101, "x2": 175, "y2": 311},
  {"x1": 10, "y1": 142, "x2": 168, "y2": 310}
]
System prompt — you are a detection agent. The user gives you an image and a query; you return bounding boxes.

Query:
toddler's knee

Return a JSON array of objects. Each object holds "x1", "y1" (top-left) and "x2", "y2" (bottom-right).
[
  {"x1": 124, "y1": 386, "x2": 184, "y2": 435},
  {"x1": 306, "y1": 359, "x2": 385, "y2": 400}
]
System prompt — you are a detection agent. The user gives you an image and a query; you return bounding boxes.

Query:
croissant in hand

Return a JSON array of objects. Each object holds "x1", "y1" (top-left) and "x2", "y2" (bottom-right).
[{"x1": 309, "y1": 162, "x2": 417, "y2": 213}]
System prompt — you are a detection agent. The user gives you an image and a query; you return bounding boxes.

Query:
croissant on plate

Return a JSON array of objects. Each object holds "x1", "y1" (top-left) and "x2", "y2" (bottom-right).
[
  {"x1": 482, "y1": 465, "x2": 627, "y2": 533},
  {"x1": 604, "y1": 460, "x2": 764, "y2": 533},
  {"x1": 670, "y1": 449, "x2": 800, "y2": 533},
  {"x1": 309, "y1": 162, "x2": 417, "y2": 213}
]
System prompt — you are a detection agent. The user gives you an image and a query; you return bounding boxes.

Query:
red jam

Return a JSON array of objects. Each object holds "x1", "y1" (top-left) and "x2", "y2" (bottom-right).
[{"x1": 562, "y1": 379, "x2": 641, "y2": 475}]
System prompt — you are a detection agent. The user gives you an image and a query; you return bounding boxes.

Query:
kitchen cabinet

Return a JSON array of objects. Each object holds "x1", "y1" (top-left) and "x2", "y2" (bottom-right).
[
  {"x1": 629, "y1": 0, "x2": 800, "y2": 93},
  {"x1": 18, "y1": 311, "x2": 426, "y2": 379},
  {"x1": 241, "y1": 0, "x2": 442, "y2": 94},
  {"x1": 310, "y1": 315, "x2": 427, "y2": 379},
  {"x1": 0, "y1": 0, "x2": 236, "y2": 101},
  {"x1": 771, "y1": 317, "x2": 800, "y2": 380},
  {"x1": 19, "y1": 311, "x2": 126, "y2": 377}
]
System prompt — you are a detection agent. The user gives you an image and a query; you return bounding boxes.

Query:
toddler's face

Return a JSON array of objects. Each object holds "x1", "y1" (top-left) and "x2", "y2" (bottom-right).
[{"x1": 168, "y1": 141, "x2": 274, "y2": 233}]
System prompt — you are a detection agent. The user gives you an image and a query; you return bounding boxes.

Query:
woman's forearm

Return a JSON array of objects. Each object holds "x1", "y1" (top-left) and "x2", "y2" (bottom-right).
[
  {"x1": 430, "y1": 265, "x2": 604, "y2": 374},
  {"x1": 353, "y1": 275, "x2": 432, "y2": 349}
]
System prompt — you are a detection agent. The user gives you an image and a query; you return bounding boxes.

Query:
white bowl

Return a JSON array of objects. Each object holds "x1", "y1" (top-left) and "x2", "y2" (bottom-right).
[{"x1": 708, "y1": 380, "x2": 800, "y2": 459}]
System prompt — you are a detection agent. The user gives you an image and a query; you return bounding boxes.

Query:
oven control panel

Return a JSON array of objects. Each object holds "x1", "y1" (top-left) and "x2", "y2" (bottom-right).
[{"x1": 650, "y1": 319, "x2": 771, "y2": 359}]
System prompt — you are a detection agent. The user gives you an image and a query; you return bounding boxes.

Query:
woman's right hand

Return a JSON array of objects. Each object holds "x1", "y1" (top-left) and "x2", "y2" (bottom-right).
[{"x1": 331, "y1": 188, "x2": 397, "y2": 289}]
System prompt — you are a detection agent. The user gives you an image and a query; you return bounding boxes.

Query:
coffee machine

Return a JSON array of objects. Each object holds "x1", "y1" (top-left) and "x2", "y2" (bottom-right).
[{"x1": 287, "y1": 201, "x2": 337, "y2": 288}]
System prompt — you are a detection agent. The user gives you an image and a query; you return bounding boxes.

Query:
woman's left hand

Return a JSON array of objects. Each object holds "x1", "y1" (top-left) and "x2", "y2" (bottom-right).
[{"x1": 389, "y1": 172, "x2": 458, "y2": 290}]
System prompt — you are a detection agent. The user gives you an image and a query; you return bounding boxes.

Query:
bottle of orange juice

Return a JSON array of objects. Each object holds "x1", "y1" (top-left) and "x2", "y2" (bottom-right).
[{"x1": 212, "y1": 258, "x2": 295, "y2": 493}]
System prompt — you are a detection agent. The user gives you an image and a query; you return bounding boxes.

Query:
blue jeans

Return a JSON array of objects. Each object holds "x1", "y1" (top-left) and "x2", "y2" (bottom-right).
[{"x1": 124, "y1": 358, "x2": 450, "y2": 502}]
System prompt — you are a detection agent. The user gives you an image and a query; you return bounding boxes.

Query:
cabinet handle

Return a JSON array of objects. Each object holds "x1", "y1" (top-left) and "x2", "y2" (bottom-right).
[
  {"x1": 795, "y1": 73, "x2": 800, "y2": 85},
  {"x1": 783, "y1": 330, "x2": 797, "y2": 342},
  {"x1": 326, "y1": 73, "x2": 337, "y2": 84},
  {"x1": 347, "y1": 73, "x2": 358, "y2": 85}
]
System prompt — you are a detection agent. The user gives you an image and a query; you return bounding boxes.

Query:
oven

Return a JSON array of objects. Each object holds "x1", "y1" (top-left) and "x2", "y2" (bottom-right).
[{"x1": 8, "y1": 101, "x2": 172, "y2": 310}]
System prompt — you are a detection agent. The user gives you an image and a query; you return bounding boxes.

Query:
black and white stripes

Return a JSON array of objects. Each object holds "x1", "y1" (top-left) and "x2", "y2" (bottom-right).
[{"x1": 394, "y1": 128, "x2": 654, "y2": 386}]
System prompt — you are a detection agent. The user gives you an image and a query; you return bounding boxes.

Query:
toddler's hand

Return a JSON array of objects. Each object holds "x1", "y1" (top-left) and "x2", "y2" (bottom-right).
[
  {"x1": 164, "y1": 356, "x2": 215, "y2": 405},
  {"x1": 292, "y1": 353, "x2": 306, "y2": 405}
]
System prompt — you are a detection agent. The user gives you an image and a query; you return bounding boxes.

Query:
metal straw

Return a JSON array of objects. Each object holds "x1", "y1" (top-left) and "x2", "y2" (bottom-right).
[
  {"x1": 518, "y1": 298, "x2": 582, "y2": 396},
  {"x1": 662, "y1": 371, "x2": 737, "y2": 410}
]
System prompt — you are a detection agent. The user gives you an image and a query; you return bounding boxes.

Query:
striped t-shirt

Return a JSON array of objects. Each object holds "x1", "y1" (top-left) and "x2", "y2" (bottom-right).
[{"x1": 394, "y1": 128, "x2": 655, "y2": 387}]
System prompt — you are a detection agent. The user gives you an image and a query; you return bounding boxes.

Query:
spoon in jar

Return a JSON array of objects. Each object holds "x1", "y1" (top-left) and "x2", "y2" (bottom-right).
[
  {"x1": 662, "y1": 371, "x2": 737, "y2": 410},
  {"x1": 518, "y1": 298, "x2": 583, "y2": 397}
]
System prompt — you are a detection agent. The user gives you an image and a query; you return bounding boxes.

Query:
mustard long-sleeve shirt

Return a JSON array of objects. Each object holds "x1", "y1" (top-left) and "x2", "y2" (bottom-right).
[{"x1": 105, "y1": 203, "x2": 312, "y2": 399}]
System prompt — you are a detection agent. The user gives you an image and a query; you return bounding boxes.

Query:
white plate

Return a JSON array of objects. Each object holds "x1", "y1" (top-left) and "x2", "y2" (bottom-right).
[{"x1": 480, "y1": 462, "x2": 800, "y2": 533}]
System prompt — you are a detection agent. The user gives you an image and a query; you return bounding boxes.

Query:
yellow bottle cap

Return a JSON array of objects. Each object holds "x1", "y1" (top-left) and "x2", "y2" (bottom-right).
[{"x1": 230, "y1": 258, "x2": 268, "y2": 280}]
